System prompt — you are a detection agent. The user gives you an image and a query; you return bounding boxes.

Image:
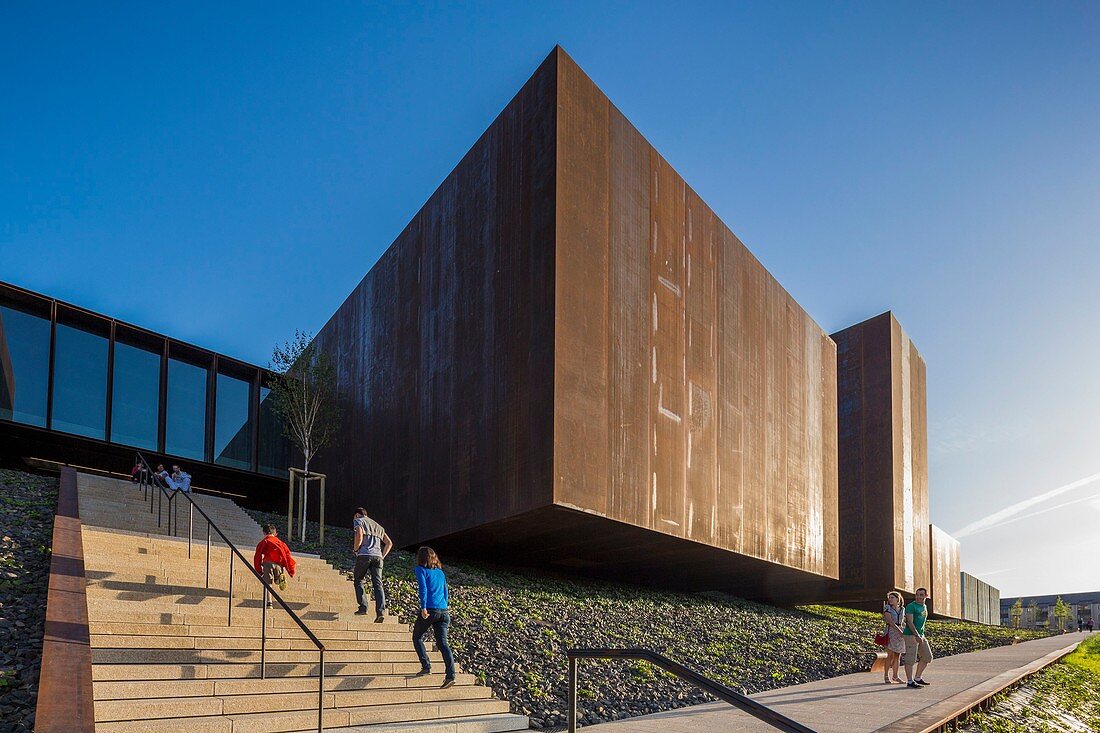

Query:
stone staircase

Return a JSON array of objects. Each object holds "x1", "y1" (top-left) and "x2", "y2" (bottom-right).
[{"x1": 76, "y1": 472, "x2": 529, "y2": 732}]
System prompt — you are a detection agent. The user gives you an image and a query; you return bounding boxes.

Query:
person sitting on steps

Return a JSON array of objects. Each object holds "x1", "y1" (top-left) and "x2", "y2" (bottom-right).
[
  {"x1": 253, "y1": 523, "x2": 296, "y2": 609},
  {"x1": 352, "y1": 507, "x2": 393, "y2": 622},
  {"x1": 170, "y1": 464, "x2": 192, "y2": 493}
]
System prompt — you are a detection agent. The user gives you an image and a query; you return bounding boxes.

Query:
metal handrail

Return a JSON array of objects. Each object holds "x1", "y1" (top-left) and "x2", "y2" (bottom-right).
[
  {"x1": 565, "y1": 648, "x2": 816, "y2": 733},
  {"x1": 134, "y1": 452, "x2": 327, "y2": 733}
]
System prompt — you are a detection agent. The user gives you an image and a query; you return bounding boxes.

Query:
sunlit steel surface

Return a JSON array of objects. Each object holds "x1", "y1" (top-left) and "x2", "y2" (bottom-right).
[
  {"x1": 773, "y1": 312, "x2": 931, "y2": 607},
  {"x1": 961, "y1": 571, "x2": 1001, "y2": 625},
  {"x1": 310, "y1": 47, "x2": 840, "y2": 594},
  {"x1": 930, "y1": 524, "x2": 962, "y2": 619}
]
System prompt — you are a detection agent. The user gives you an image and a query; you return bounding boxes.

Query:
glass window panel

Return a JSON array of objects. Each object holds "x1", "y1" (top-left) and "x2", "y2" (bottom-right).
[
  {"x1": 166, "y1": 358, "x2": 207, "y2": 460},
  {"x1": 258, "y1": 385, "x2": 290, "y2": 477},
  {"x1": 110, "y1": 342, "x2": 160, "y2": 450},
  {"x1": 0, "y1": 305, "x2": 51, "y2": 427},
  {"x1": 214, "y1": 373, "x2": 252, "y2": 469},
  {"x1": 52, "y1": 323, "x2": 108, "y2": 439}
]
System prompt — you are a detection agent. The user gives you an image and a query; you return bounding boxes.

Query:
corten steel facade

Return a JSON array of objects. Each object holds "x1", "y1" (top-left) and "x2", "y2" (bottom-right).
[
  {"x1": 960, "y1": 571, "x2": 1001, "y2": 625},
  {"x1": 930, "y1": 523, "x2": 962, "y2": 619},
  {"x1": 311, "y1": 47, "x2": 839, "y2": 594},
  {"x1": 0, "y1": 280, "x2": 290, "y2": 503},
  {"x1": 778, "y1": 312, "x2": 930, "y2": 606}
]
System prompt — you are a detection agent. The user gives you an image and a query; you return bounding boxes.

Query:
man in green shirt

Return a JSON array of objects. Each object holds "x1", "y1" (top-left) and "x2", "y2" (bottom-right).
[{"x1": 903, "y1": 587, "x2": 933, "y2": 688}]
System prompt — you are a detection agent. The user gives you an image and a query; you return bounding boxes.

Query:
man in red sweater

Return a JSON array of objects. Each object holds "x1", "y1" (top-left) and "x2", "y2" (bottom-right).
[{"x1": 254, "y1": 524, "x2": 296, "y2": 607}]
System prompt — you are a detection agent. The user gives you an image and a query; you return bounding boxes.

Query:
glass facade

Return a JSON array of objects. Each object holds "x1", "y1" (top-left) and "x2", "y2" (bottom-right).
[
  {"x1": 166, "y1": 358, "x2": 207, "y2": 460},
  {"x1": 214, "y1": 372, "x2": 252, "y2": 469},
  {"x1": 1, "y1": 284, "x2": 290, "y2": 478},
  {"x1": 258, "y1": 385, "x2": 290, "y2": 477},
  {"x1": 51, "y1": 323, "x2": 109, "y2": 439},
  {"x1": 0, "y1": 305, "x2": 51, "y2": 427},
  {"x1": 110, "y1": 341, "x2": 160, "y2": 450}
]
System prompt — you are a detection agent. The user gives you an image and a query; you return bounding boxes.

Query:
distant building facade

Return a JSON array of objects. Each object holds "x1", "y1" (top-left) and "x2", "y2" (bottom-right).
[{"x1": 1001, "y1": 590, "x2": 1100, "y2": 631}]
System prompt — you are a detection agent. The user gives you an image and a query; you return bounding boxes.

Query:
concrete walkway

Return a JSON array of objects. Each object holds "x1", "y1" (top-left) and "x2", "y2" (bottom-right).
[{"x1": 591, "y1": 634, "x2": 1085, "y2": 733}]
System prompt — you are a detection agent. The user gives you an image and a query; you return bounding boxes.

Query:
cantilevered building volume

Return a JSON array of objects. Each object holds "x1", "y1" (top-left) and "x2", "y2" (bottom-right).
[{"x1": 311, "y1": 47, "x2": 840, "y2": 596}]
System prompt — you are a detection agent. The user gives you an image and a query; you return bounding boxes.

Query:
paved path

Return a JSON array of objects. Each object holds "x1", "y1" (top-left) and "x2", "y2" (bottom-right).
[{"x1": 591, "y1": 634, "x2": 1085, "y2": 733}]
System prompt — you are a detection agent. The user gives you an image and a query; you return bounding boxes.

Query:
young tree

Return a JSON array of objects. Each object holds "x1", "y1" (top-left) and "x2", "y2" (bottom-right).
[
  {"x1": 1053, "y1": 596, "x2": 1070, "y2": 632},
  {"x1": 1010, "y1": 598, "x2": 1023, "y2": 629},
  {"x1": 1027, "y1": 599, "x2": 1040, "y2": 629},
  {"x1": 269, "y1": 330, "x2": 343, "y2": 538}
]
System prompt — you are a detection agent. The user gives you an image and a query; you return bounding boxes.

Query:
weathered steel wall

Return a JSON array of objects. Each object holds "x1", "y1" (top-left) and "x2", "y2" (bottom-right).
[
  {"x1": 551, "y1": 52, "x2": 839, "y2": 580},
  {"x1": 311, "y1": 48, "x2": 844, "y2": 592},
  {"x1": 796, "y1": 312, "x2": 929, "y2": 605},
  {"x1": 930, "y1": 524, "x2": 962, "y2": 618},
  {"x1": 961, "y1": 571, "x2": 1001, "y2": 625},
  {"x1": 311, "y1": 51, "x2": 559, "y2": 542}
]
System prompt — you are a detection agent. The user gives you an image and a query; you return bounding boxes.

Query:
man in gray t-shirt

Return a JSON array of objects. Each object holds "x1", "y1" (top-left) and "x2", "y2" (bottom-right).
[{"x1": 352, "y1": 508, "x2": 393, "y2": 621}]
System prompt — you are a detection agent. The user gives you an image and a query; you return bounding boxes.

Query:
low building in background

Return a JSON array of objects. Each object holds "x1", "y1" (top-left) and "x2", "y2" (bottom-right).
[
  {"x1": 1001, "y1": 590, "x2": 1100, "y2": 630},
  {"x1": 961, "y1": 571, "x2": 1001, "y2": 625}
]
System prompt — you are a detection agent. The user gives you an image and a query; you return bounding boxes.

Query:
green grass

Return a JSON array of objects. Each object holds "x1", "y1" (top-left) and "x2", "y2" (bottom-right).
[{"x1": 1063, "y1": 632, "x2": 1100, "y2": 675}]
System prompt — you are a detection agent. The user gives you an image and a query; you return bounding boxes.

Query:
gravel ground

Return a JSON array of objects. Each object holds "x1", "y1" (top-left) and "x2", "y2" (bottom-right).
[
  {"x1": 248, "y1": 509, "x2": 1048, "y2": 729},
  {"x1": 0, "y1": 469, "x2": 58, "y2": 733}
]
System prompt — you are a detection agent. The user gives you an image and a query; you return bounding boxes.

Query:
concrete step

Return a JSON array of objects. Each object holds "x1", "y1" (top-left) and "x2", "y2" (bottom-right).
[
  {"x1": 94, "y1": 673, "x2": 477, "y2": 700},
  {"x1": 94, "y1": 698, "x2": 514, "y2": 733},
  {"x1": 89, "y1": 621, "x2": 413, "y2": 642},
  {"x1": 91, "y1": 660, "x2": 440, "y2": 681},
  {"x1": 83, "y1": 600, "x2": 404, "y2": 629},
  {"x1": 90, "y1": 648, "x2": 444, "y2": 665},
  {"x1": 90, "y1": 634, "x2": 431, "y2": 653},
  {"x1": 94, "y1": 684, "x2": 493, "y2": 721},
  {"x1": 86, "y1": 576, "x2": 352, "y2": 598},
  {"x1": 83, "y1": 608, "x2": 401, "y2": 631}
]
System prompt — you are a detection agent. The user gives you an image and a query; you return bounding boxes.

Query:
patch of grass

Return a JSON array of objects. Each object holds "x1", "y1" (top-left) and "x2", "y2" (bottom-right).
[{"x1": 1063, "y1": 633, "x2": 1100, "y2": 676}]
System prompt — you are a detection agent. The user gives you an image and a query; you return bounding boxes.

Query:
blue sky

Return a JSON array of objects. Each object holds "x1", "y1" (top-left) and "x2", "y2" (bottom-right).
[{"x1": 3, "y1": 3, "x2": 1098, "y2": 596}]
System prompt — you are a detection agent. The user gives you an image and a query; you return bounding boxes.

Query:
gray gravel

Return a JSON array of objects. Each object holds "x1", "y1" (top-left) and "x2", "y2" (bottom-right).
[
  {"x1": 0, "y1": 469, "x2": 57, "y2": 733},
  {"x1": 248, "y1": 509, "x2": 1047, "y2": 729}
]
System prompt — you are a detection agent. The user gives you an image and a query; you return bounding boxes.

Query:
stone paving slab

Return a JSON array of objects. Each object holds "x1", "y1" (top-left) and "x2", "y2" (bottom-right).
[{"x1": 590, "y1": 634, "x2": 1085, "y2": 733}]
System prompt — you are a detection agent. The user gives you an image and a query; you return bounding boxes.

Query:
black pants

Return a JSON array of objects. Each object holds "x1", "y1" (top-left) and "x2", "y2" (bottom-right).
[{"x1": 353, "y1": 555, "x2": 385, "y2": 614}]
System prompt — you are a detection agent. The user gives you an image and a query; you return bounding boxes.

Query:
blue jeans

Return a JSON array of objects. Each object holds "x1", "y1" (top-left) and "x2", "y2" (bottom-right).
[
  {"x1": 353, "y1": 555, "x2": 385, "y2": 614},
  {"x1": 413, "y1": 609, "x2": 455, "y2": 678}
]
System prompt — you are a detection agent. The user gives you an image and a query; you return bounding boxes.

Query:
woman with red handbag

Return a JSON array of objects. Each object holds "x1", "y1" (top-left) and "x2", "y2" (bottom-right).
[{"x1": 881, "y1": 591, "x2": 906, "y2": 683}]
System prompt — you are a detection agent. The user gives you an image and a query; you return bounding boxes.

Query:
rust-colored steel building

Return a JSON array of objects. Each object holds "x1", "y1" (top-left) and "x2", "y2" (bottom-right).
[
  {"x1": 312, "y1": 47, "x2": 840, "y2": 595},
  {"x1": 960, "y1": 571, "x2": 1000, "y2": 625},
  {"x1": 839, "y1": 312, "x2": 931, "y2": 604},
  {"x1": 777, "y1": 312, "x2": 938, "y2": 607},
  {"x1": 930, "y1": 524, "x2": 962, "y2": 619}
]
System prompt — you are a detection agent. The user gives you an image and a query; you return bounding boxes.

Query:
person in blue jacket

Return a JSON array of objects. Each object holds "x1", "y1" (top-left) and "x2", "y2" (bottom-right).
[{"x1": 412, "y1": 546, "x2": 456, "y2": 688}]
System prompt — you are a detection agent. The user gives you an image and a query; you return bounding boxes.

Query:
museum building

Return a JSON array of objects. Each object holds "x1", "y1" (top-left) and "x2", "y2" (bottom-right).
[{"x1": 0, "y1": 47, "x2": 995, "y2": 616}]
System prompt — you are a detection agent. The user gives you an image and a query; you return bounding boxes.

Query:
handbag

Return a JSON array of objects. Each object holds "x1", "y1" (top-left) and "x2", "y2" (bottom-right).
[{"x1": 874, "y1": 630, "x2": 890, "y2": 646}]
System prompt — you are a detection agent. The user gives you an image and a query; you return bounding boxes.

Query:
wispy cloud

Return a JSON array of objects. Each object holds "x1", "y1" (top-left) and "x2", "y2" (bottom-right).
[
  {"x1": 967, "y1": 567, "x2": 1016, "y2": 578},
  {"x1": 930, "y1": 415, "x2": 1026, "y2": 459},
  {"x1": 953, "y1": 470, "x2": 1100, "y2": 538}
]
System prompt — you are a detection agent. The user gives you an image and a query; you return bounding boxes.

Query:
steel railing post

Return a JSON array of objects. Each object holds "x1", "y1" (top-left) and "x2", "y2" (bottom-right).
[
  {"x1": 228, "y1": 553, "x2": 234, "y2": 627},
  {"x1": 568, "y1": 655, "x2": 578, "y2": 733},
  {"x1": 205, "y1": 521, "x2": 211, "y2": 589},
  {"x1": 188, "y1": 501, "x2": 193, "y2": 559},
  {"x1": 261, "y1": 585, "x2": 267, "y2": 679},
  {"x1": 318, "y1": 648, "x2": 325, "y2": 733}
]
